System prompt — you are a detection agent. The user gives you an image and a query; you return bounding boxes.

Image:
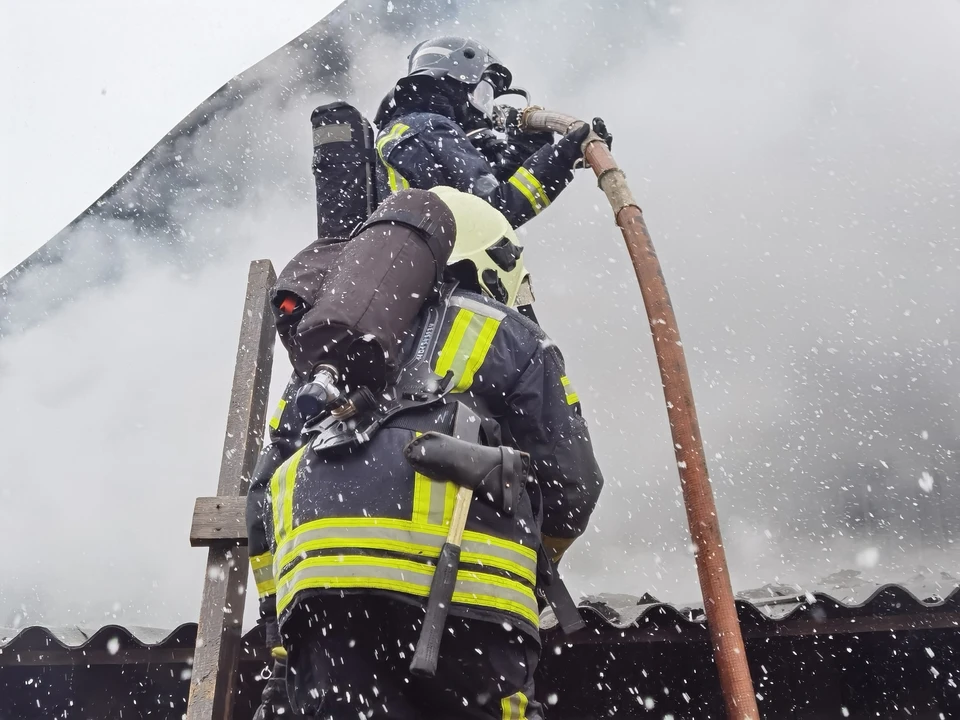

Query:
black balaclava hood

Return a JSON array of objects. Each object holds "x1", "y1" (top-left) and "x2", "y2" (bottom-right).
[{"x1": 375, "y1": 75, "x2": 485, "y2": 132}]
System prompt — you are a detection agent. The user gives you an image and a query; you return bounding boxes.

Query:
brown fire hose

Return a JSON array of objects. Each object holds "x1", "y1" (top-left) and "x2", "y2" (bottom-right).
[{"x1": 521, "y1": 107, "x2": 760, "y2": 720}]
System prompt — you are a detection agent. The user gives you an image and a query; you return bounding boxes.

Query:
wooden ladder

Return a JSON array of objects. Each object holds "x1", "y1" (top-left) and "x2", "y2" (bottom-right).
[{"x1": 186, "y1": 259, "x2": 277, "y2": 720}]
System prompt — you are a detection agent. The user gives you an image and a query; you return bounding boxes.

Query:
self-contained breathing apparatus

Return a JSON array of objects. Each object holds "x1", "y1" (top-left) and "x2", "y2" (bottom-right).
[{"x1": 295, "y1": 280, "x2": 461, "y2": 455}]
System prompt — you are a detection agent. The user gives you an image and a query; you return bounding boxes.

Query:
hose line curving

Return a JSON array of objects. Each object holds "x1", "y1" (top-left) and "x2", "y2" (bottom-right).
[{"x1": 522, "y1": 106, "x2": 760, "y2": 720}]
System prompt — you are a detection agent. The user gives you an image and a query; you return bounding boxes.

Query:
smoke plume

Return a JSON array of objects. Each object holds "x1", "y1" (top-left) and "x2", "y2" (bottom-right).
[{"x1": 2, "y1": 0, "x2": 958, "y2": 632}]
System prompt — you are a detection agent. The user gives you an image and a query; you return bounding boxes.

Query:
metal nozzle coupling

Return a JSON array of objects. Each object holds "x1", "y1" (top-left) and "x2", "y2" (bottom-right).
[{"x1": 295, "y1": 364, "x2": 346, "y2": 420}]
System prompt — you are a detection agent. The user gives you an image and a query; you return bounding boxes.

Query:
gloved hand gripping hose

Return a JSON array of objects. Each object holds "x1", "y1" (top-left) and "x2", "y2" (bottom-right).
[{"x1": 521, "y1": 107, "x2": 760, "y2": 720}]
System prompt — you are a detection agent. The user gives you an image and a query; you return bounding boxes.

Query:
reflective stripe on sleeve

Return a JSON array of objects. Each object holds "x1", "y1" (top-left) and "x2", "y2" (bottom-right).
[
  {"x1": 560, "y1": 375, "x2": 580, "y2": 405},
  {"x1": 501, "y1": 692, "x2": 529, "y2": 720},
  {"x1": 516, "y1": 168, "x2": 550, "y2": 209},
  {"x1": 376, "y1": 123, "x2": 411, "y2": 192},
  {"x1": 275, "y1": 554, "x2": 539, "y2": 626},
  {"x1": 508, "y1": 167, "x2": 551, "y2": 215},
  {"x1": 268, "y1": 398, "x2": 287, "y2": 431},
  {"x1": 250, "y1": 552, "x2": 276, "y2": 597}
]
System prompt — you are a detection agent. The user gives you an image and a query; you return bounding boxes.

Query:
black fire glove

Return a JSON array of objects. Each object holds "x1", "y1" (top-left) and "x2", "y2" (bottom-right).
[
  {"x1": 469, "y1": 128, "x2": 507, "y2": 164},
  {"x1": 591, "y1": 117, "x2": 613, "y2": 151},
  {"x1": 570, "y1": 118, "x2": 614, "y2": 170},
  {"x1": 253, "y1": 656, "x2": 292, "y2": 719},
  {"x1": 553, "y1": 122, "x2": 592, "y2": 168}
]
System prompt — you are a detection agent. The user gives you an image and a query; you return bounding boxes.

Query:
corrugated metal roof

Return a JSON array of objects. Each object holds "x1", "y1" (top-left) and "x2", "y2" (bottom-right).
[
  {"x1": 2, "y1": 577, "x2": 956, "y2": 657},
  {"x1": 1, "y1": 585, "x2": 956, "y2": 720},
  {"x1": 541, "y1": 575, "x2": 960, "y2": 636},
  {"x1": 0, "y1": 623, "x2": 197, "y2": 655}
]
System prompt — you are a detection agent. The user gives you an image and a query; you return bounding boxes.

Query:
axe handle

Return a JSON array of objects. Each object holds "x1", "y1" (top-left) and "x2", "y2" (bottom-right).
[{"x1": 409, "y1": 485, "x2": 473, "y2": 677}]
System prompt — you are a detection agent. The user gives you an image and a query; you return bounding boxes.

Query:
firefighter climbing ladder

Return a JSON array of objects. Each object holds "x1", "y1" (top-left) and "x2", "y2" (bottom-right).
[
  {"x1": 186, "y1": 259, "x2": 277, "y2": 720},
  {"x1": 183, "y1": 108, "x2": 761, "y2": 720}
]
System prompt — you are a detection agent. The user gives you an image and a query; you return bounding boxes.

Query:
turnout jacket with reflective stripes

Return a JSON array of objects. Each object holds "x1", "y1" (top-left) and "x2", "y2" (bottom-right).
[
  {"x1": 375, "y1": 111, "x2": 581, "y2": 229},
  {"x1": 246, "y1": 290, "x2": 604, "y2": 642}
]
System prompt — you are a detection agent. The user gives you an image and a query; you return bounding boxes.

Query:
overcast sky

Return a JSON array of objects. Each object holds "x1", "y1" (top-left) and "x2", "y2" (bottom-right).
[{"x1": 0, "y1": 0, "x2": 341, "y2": 274}]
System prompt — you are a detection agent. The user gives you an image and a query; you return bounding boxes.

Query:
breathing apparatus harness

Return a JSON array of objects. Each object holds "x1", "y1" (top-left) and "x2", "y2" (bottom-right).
[{"x1": 296, "y1": 280, "x2": 460, "y2": 455}]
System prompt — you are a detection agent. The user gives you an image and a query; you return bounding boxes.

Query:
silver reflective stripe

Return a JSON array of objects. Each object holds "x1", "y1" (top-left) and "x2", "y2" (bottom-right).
[
  {"x1": 449, "y1": 295, "x2": 506, "y2": 321},
  {"x1": 426, "y1": 478, "x2": 449, "y2": 526},
  {"x1": 313, "y1": 124, "x2": 352, "y2": 147},
  {"x1": 275, "y1": 556, "x2": 539, "y2": 624},
  {"x1": 253, "y1": 564, "x2": 273, "y2": 585},
  {"x1": 413, "y1": 45, "x2": 454, "y2": 61},
  {"x1": 274, "y1": 522, "x2": 537, "y2": 585}
]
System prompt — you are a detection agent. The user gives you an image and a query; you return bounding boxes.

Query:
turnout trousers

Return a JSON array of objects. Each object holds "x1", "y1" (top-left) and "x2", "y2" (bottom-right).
[{"x1": 281, "y1": 594, "x2": 544, "y2": 719}]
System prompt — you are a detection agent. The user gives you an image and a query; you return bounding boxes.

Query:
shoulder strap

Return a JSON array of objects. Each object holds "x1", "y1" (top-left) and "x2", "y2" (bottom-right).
[{"x1": 306, "y1": 285, "x2": 462, "y2": 455}]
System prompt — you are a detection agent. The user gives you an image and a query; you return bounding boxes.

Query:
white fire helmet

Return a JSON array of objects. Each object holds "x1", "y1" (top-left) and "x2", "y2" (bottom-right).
[{"x1": 429, "y1": 185, "x2": 534, "y2": 308}]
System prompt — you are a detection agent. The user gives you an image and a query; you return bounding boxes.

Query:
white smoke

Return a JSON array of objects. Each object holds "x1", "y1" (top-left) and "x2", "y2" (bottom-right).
[{"x1": 2, "y1": 0, "x2": 959, "y2": 634}]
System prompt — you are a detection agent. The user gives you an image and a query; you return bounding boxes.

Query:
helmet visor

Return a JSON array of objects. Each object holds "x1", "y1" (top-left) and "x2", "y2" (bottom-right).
[{"x1": 468, "y1": 79, "x2": 496, "y2": 120}]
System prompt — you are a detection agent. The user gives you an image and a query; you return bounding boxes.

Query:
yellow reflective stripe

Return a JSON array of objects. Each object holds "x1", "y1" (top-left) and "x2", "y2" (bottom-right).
[
  {"x1": 442, "y1": 480, "x2": 457, "y2": 527},
  {"x1": 434, "y1": 309, "x2": 501, "y2": 393},
  {"x1": 256, "y1": 578, "x2": 276, "y2": 597},
  {"x1": 502, "y1": 692, "x2": 529, "y2": 720},
  {"x1": 387, "y1": 165, "x2": 409, "y2": 192},
  {"x1": 411, "y1": 432, "x2": 434, "y2": 525},
  {"x1": 275, "y1": 517, "x2": 537, "y2": 585},
  {"x1": 276, "y1": 555, "x2": 539, "y2": 626},
  {"x1": 434, "y1": 308, "x2": 474, "y2": 377},
  {"x1": 508, "y1": 175, "x2": 540, "y2": 215},
  {"x1": 453, "y1": 316, "x2": 500, "y2": 392},
  {"x1": 282, "y1": 517, "x2": 537, "y2": 561},
  {"x1": 376, "y1": 123, "x2": 411, "y2": 192},
  {"x1": 276, "y1": 555, "x2": 536, "y2": 596},
  {"x1": 270, "y1": 446, "x2": 309, "y2": 547},
  {"x1": 274, "y1": 531, "x2": 536, "y2": 587},
  {"x1": 251, "y1": 552, "x2": 276, "y2": 597},
  {"x1": 270, "y1": 463, "x2": 284, "y2": 547},
  {"x1": 413, "y1": 467, "x2": 455, "y2": 526},
  {"x1": 516, "y1": 167, "x2": 550, "y2": 210},
  {"x1": 268, "y1": 398, "x2": 287, "y2": 431},
  {"x1": 509, "y1": 168, "x2": 550, "y2": 215},
  {"x1": 281, "y1": 447, "x2": 306, "y2": 539},
  {"x1": 375, "y1": 123, "x2": 410, "y2": 153},
  {"x1": 445, "y1": 312, "x2": 484, "y2": 388},
  {"x1": 411, "y1": 479, "x2": 432, "y2": 522},
  {"x1": 560, "y1": 375, "x2": 580, "y2": 405},
  {"x1": 250, "y1": 552, "x2": 273, "y2": 571}
]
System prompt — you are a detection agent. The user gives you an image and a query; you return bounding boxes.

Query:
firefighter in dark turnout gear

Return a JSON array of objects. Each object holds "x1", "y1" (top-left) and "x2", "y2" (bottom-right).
[
  {"x1": 373, "y1": 36, "x2": 613, "y2": 230},
  {"x1": 247, "y1": 187, "x2": 605, "y2": 719}
]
